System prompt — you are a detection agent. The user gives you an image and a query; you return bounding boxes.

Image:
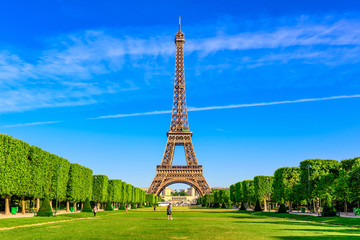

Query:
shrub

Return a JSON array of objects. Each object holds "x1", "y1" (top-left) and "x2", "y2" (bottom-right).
[
  {"x1": 227, "y1": 200, "x2": 232, "y2": 209},
  {"x1": 37, "y1": 193, "x2": 53, "y2": 217},
  {"x1": 131, "y1": 203, "x2": 137, "y2": 209},
  {"x1": 240, "y1": 202, "x2": 246, "y2": 210},
  {"x1": 105, "y1": 200, "x2": 113, "y2": 211},
  {"x1": 254, "y1": 199, "x2": 262, "y2": 211},
  {"x1": 322, "y1": 194, "x2": 337, "y2": 217},
  {"x1": 82, "y1": 197, "x2": 92, "y2": 212},
  {"x1": 278, "y1": 203, "x2": 287, "y2": 213},
  {"x1": 221, "y1": 203, "x2": 226, "y2": 208},
  {"x1": 278, "y1": 199, "x2": 287, "y2": 213},
  {"x1": 119, "y1": 203, "x2": 126, "y2": 210}
]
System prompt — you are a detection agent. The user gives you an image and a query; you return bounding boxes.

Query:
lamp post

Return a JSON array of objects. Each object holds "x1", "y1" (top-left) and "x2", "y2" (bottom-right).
[
  {"x1": 56, "y1": 164, "x2": 61, "y2": 214},
  {"x1": 307, "y1": 164, "x2": 311, "y2": 213},
  {"x1": 94, "y1": 176, "x2": 97, "y2": 209},
  {"x1": 267, "y1": 177, "x2": 271, "y2": 212}
]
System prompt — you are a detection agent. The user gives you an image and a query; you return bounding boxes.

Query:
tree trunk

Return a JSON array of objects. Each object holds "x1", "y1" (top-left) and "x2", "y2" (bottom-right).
[
  {"x1": 4, "y1": 195, "x2": 11, "y2": 215},
  {"x1": 81, "y1": 202, "x2": 84, "y2": 211},
  {"x1": 73, "y1": 202, "x2": 77, "y2": 211},
  {"x1": 21, "y1": 196, "x2": 26, "y2": 214},
  {"x1": 263, "y1": 198, "x2": 267, "y2": 211},
  {"x1": 66, "y1": 200, "x2": 70, "y2": 212},
  {"x1": 345, "y1": 201, "x2": 348, "y2": 215},
  {"x1": 50, "y1": 199, "x2": 53, "y2": 211},
  {"x1": 36, "y1": 198, "x2": 40, "y2": 211},
  {"x1": 289, "y1": 202, "x2": 292, "y2": 212}
]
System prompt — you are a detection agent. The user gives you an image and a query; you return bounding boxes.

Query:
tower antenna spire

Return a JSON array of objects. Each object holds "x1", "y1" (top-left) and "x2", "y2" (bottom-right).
[{"x1": 179, "y1": 16, "x2": 181, "y2": 32}]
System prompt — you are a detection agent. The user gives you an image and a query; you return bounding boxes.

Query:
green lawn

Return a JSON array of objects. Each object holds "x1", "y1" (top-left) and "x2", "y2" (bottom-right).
[{"x1": 1, "y1": 207, "x2": 360, "y2": 239}]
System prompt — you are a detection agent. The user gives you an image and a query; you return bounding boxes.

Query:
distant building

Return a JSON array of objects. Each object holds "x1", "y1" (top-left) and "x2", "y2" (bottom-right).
[{"x1": 159, "y1": 187, "x2": 199, "y2": 204}]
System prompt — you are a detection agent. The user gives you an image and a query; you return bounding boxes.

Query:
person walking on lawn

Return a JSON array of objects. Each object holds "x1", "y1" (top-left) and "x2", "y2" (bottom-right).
[
  {"x1": 167, "y1": 203, "x2": 173, "y2": 220},
  {"x1": 93, "y1": 206, "x2": 97, "y2": 217}
]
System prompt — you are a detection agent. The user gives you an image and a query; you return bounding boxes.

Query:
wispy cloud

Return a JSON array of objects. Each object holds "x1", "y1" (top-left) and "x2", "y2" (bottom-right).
[
  {"x1": 187, "y1": 19, "x2": 360, "y2": 54},
  {"x1": 2, "y1": 15, "x2": 360, "y2": 113},
  {"x1": 90, "y1": 110, "x2": 172, "y2": 119},
  {"x1": 90, "y1": 94, "x2": 360, "y2": 119},
  {"x1": 2, "y1": 121, "x2": 62, "y2": 128}
]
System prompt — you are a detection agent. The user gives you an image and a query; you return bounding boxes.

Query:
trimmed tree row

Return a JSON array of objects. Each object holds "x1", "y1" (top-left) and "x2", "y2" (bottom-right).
[
  {"x1": 0, "y1": 134, "x2": 157, "y2": 215},
  {"x1": 198, "y1": 157, "x2": 360, "y2": 215}
]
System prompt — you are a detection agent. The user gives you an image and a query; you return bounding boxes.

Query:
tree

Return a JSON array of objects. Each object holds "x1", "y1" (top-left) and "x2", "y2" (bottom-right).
[
  {"x1": 242, "y1": 180, "x2": 255, "y2": 208},
  {"x1": 254, "y1": 176, "x2": 272, "y2": 211},
  {"x1": 92, "y1": 175, "x2": 109, "y2": 207},
  {"x1": 299, "y1": 159, "x2": 341, "y2": 212},
  {"x1": 0, "y1": 135, "x2": 31, "y2": 215},
  {"x1": 273, "y1": 167, "x2": 300, "y2": 211},
  {"x1": 349, "y1": 161, "x2": 360, "y2": 207},
  {"x1": 235, "y1": 182, "x2": 242, "y2": 205},
  {"x1": 230, "y1": 184, "x2": 235, "y2": 204},
  {"x1": 335, "y1": 168, "x2": 352, "y2": 214}
]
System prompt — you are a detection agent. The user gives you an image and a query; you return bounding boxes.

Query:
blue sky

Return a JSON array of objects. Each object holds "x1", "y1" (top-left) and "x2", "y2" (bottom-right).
[{"x1": 1, "y1": 0, "x2": 360, "y2": 189}]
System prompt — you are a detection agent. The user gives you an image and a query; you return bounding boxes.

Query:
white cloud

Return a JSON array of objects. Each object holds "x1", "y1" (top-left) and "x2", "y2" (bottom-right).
[
  {"x1": 90, "y1": 94, "x2": 360, "y2": 120},
  {"x1": 2, "y1": 121, "x2": 62, "y2": 128}
]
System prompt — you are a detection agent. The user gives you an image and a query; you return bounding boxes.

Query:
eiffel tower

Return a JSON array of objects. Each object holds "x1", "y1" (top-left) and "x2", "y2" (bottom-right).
[{"x1": 147, "y1": 17, "x2": 211, "y2": 197}]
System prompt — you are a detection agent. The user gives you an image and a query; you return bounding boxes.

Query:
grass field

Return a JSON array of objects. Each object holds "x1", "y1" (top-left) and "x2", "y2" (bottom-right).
[{"x1": 1, "y1": 207, "x2": 360, "y2": 239}]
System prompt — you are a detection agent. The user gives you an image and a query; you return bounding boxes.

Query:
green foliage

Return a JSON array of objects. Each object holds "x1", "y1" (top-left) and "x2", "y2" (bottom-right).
[
  {"x1": 229, "y1": 184, "x2": 235, "y2": 203},
  {"x1": 341, "y1": 157, "x2": 360, "y2": 172},
  {"x1": 235, "y1": 182, "x2": 242, "y2": 204},
  {"x1": 322, "y1": 194, "x2": 336, "y2": 216},
  {"x1": 93, "y1": 175, "x2": 108, "y2": 203},
  {"x1": 108, "y1": 179, "x2": 122, "y2": 203},
  {"x1": 227, "y1": 200, "x2": 232, "y2": 209},
  {"x1": 254, "y1": 199, "x2": 262, "y2": 211},
  {"x1": 240, "y1": 202, "x2": 246, "y2": 210},
  {"x1": 119, "y1": 203, "x2": 126, "y2": 210},
  {"x1": 131, "y1": 203, "x2": 137, "y2": 209},
  {"x1": 105, "y1": 200, "x2": 113, "y2": 211},
  {"x1": 145, "y1": 194, "x2": 155, "y2": 205},
  {"x1": 299, "y1": 159, "x2": 341, "y2": 202},
  {"x1": 335, "y1": 168, "x2": 352, "y2": 205},
  {"x1": 82, "y1": 197, "x2": 92, "y2": 212},
  {"x1": 242, "y1": 180, "x2": 256, "y2": 205},
  {"x1": 37, "y1": 193, "x2": 53, "y2": 217},
  {"x1": 278, "y1": 199, "x2": 287, "y2": 213},
  {"x1": 273, "y1": 167, "x2": 300, "y2": 204},
  {"x1": 67, "y1": 163, "x2": 93, "y2": 203},
  {"x1": 348, "y1": 161, "x2": 360, "y2": 204},
  {"x1": 254, "y1": 175, "x2": 272, "y2": 202},
  {"x1": 171, "y1": 192, "x2": 188, "y2": 196},
  {"x1": 0, "y1": 134, "x2": 31, "y2": 197},
  {"x1": 126, "y1": 184, "x2": 133, "y2": 203}
]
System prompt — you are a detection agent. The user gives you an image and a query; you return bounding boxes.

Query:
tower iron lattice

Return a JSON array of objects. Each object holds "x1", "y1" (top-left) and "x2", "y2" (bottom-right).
[{"x1": 147, "y1": 17, "x2": 211, "y2": 197}]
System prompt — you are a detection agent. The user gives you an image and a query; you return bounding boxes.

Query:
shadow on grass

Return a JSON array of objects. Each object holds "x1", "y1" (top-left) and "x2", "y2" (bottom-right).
[
  {"x1": 231, "y1": 211, "x2": 360, "y2": 228},
  {"x1": 230, "y1": 214, "x2": 360, "y2": 239},
  {"x1": 277, "y1": 236, "x2": 360, "y2": 239}
]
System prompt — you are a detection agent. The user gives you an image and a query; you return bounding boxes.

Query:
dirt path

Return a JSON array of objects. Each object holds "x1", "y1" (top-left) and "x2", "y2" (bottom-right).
[{"x1": 0, "y1": 217, "x2": 95, "y2": 231}]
